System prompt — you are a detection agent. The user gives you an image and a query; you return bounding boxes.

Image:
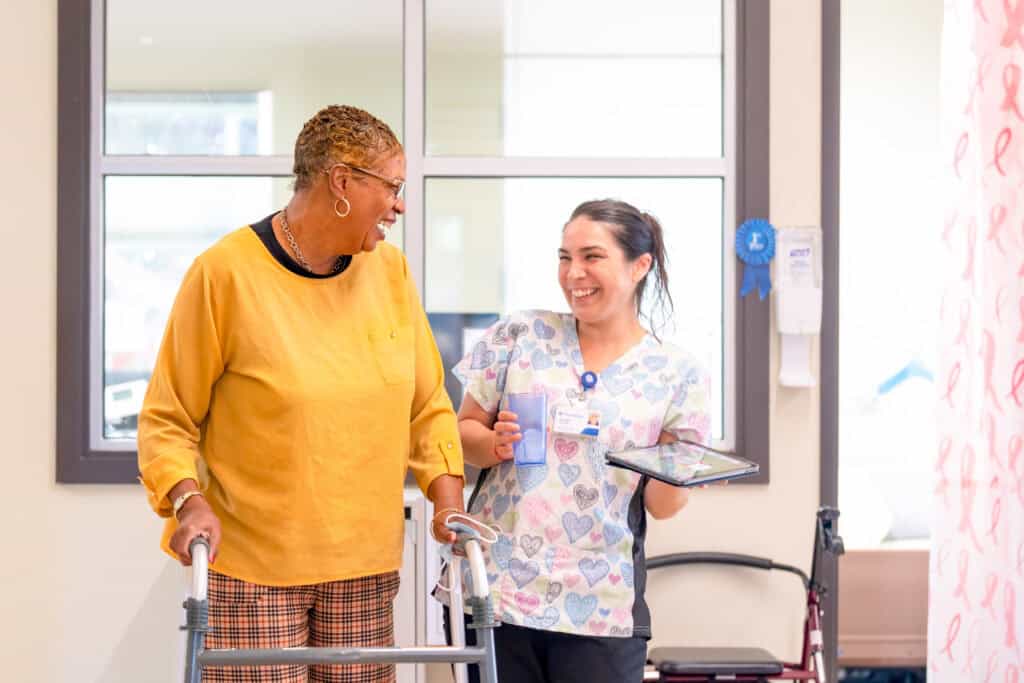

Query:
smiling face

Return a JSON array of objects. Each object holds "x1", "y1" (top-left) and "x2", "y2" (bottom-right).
[
  {"x1": 292, "y1": 105, "x2": 404, "y2": 255},
  {"x1": 558, "y1": 217, "x2": 652, "y2": 326},
  {"x1": 341, "y1": 152, "x2": 406, "y2": 253}
]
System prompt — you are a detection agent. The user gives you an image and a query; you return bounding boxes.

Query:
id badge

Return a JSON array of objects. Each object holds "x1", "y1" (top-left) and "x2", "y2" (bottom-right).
[{"x1": 553, "y1": 405, "x2": 600, "y2": 438}]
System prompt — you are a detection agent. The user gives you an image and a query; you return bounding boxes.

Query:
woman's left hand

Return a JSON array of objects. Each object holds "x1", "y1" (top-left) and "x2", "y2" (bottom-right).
[
  {"x1": 426, "y1": 474, "x2": 467, "y2": 546},
  {"x1": 430, "y1": 507, "x2": 462, "y2": 545}
]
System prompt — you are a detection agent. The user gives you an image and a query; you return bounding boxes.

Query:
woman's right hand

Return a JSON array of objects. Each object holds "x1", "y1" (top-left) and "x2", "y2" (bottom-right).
[
  {"x1": 169, "y1": 496, "x2": 222, "y2": 567},
  {"x1": 492, "y1": 410, "x2": 522, "y2": 462}
]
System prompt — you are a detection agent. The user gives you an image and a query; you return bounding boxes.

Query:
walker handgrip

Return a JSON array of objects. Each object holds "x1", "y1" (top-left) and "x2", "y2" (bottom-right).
[
  {"x1": 188, "y1": 537, "x2": 210, "y2": 601},
  {"x1": 462, "y1": 539, "x2": 489, "y2": 599}
]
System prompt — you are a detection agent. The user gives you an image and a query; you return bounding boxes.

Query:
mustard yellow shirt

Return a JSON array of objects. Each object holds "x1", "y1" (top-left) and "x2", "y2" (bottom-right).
[{"x1": 138, "y1": 226, "x2": 464, "y2": 586}]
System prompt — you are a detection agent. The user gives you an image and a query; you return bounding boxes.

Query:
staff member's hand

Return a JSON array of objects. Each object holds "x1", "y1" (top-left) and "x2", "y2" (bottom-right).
[
  {"x1": 492, "y1": 410, "x2": 522, "y2": 462},
  {"x1": 169, "y1": 495, "x2": 222, "y2": 566}
]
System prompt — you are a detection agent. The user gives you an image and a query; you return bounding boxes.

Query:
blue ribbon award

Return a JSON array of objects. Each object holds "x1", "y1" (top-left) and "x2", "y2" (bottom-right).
[{"x1": 735, "y1": 218, "x2": 776, "y2": 300}]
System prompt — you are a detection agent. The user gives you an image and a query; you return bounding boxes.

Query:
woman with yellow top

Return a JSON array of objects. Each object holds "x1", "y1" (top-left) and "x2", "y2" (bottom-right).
[{"x1": 137, "y1": 104, "x2": 466, "y2": 683}]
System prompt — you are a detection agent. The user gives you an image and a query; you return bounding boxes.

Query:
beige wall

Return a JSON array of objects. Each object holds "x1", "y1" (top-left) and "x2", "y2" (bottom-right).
[
  {"x1": 2, "y1": 5, "x2": 185, "y2": 681},
  {"x1": 0, "y1": 1, "x2": 822, "y2": 680}
]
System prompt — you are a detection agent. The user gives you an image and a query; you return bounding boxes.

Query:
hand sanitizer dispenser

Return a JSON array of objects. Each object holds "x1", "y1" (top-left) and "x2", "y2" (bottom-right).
[{"x1": 775, "y1": 226, "x2": 823, "y2": 387}]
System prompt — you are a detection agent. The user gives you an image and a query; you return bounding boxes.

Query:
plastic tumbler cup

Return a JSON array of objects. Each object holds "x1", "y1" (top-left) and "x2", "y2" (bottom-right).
[{"x1": 506, "y1": 392, "x2": 547, "y2": 466}]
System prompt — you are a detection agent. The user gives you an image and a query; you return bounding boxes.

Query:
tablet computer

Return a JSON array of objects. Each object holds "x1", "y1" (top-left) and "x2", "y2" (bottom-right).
[{"x1": 605, "y1": 441, "x2": 759, "y2": 487}]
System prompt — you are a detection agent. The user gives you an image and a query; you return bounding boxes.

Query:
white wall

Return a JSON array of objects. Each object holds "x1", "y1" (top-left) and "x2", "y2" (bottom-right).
[{"x1": 0, "y1": 1, "x2": 823, "y2": 680}]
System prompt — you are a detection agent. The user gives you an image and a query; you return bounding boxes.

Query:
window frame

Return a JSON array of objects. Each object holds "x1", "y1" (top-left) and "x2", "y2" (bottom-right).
[
  {"x1": 821, "y1": 1, "x2": 840, "y2": 679},
  {"x1": 56, "y1": 0, "x2": 770, "y2": 483}
]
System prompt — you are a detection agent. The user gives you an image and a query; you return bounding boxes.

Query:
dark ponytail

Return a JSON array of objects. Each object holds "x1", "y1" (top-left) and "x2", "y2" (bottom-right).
[{"x1": 568, "y1": 199, "x2": 674, "y2": 337}]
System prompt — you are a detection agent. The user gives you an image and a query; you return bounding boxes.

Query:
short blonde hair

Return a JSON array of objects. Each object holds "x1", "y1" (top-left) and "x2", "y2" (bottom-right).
[{"x1": 292, "y1": 105, "x2": 402, "y2": 190}]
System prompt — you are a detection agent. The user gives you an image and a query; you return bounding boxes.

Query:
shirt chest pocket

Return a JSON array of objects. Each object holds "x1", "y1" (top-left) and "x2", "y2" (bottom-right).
[{"x1": 368, "y1": 325, "x2": 415, "y2": 384}]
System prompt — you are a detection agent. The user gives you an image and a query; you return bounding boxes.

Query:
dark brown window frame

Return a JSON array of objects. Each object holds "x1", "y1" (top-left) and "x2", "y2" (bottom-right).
[
  {"x1": 56, "y1": 0, "x2": 771, "y2": 483},
  {"x1": 821, "y1": 0, "x2": 841, "y2": 680}
]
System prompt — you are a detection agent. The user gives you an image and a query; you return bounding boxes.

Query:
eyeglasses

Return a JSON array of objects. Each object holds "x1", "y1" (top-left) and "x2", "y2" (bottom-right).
[{"x1": 325, "y1": 163, "x2": 404, "y2": 199}]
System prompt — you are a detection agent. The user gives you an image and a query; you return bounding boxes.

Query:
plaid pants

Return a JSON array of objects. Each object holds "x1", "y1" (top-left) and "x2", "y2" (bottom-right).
[{"x1": 202, "y1": 569, "x2": 401, "y2": 683}]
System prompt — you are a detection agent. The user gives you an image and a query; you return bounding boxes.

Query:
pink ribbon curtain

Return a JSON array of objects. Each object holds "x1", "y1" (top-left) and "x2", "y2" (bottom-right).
[{"x1": 931, "y1": 1, "x2": 1024, "y2": 680}]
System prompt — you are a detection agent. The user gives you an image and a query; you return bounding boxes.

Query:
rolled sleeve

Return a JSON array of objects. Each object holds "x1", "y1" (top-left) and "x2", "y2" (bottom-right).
[
  {"x1": 404, "y1": 261, "x2": 465, "y2": 495},
  {"x1": 410, "y1": 438, "x2": 464, "y2": 495},
  {"x1": 139, "y1": 449, "x2": 201, "y2": 518}
]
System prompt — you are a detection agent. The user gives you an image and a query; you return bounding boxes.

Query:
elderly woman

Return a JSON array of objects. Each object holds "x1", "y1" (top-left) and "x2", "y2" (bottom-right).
[{"x1": 138, "y1": 104, "x2": 465, "y2": 683}]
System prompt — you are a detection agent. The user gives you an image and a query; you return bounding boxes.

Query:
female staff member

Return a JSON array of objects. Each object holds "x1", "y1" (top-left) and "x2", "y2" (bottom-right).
[
  {"x1": 447, "y1": 199, "x2": 711, "y2": 683},
  {"x1": 138, "y1": 105, "x2": 465, "y2": 683}
]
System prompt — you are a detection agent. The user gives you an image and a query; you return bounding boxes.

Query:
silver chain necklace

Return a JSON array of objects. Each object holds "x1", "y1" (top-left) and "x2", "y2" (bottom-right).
[{"x1": 279, "y1": 207, "x2": 346, "y2": 275}]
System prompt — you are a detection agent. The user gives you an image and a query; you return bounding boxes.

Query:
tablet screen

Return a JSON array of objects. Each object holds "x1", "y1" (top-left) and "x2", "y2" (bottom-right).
[{"x1": 605, "y1": 441, "x2": 758, "y2": 487}]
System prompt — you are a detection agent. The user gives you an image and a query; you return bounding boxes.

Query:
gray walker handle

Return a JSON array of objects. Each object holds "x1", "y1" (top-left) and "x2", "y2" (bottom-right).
[
  {"x1": 182, "y1": 534, "x2": 499, "y2": 683},
  {"x1": 190, "y1": 537, "x2": 210, "y2": 600},
  {"x1": 182, "y1": 537, "x2": 211, "y2": 683}
]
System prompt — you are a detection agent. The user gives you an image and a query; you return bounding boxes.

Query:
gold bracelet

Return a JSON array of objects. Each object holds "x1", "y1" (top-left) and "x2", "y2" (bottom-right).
[{"x1": 172, "y1": 490, "x2": 204, "y2": 520}]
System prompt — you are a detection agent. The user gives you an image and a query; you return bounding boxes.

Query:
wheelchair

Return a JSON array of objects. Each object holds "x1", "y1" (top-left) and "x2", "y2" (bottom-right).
[{"x1": 644, "y1": 506, "x2": 844, "y2": 683}]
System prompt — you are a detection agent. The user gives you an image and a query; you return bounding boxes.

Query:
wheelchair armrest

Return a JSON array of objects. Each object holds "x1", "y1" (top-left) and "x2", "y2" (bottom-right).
[{"x1": 646, "y1": 552, "x2": 809, "y2": 588}]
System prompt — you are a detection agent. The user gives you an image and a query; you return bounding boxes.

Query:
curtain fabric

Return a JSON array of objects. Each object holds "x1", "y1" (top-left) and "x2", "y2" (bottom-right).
[{"x1": 931, "y1": 1, "x2": 1024, "y2": 680}]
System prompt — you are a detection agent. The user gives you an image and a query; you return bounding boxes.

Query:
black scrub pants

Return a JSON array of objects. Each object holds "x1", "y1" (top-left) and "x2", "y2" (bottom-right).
[{"x1": 444, "y1": 606, "x2": 648, "y2": 683}]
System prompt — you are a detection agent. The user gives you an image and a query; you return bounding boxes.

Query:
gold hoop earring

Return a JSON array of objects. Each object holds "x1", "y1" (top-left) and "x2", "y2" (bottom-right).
[{"x1": 334, "y1": 197, "x2": 351, "y2": 219}]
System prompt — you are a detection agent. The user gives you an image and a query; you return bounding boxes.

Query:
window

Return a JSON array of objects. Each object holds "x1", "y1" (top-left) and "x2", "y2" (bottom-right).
[
  {"x1": 105, "y1": 92, "x2": 272, "y2": 156},
  {"x1": 102, "y1": 175, "x2": 294, "y2": 439},
  {"x1": 57, "y1": 0, "x2": 769, "y2": 483},
  {"x1": 424, "y1": 177, "x2": 725, "y2": 441},
  {"x1": 836, "y1": 0, "x2": 941, "y2": 549}
]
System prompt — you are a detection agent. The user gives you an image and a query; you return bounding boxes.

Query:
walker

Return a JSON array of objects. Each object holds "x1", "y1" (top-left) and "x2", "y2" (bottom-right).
[{"x1": 180, "y1": 531, "x2": 499, "y2": 683}]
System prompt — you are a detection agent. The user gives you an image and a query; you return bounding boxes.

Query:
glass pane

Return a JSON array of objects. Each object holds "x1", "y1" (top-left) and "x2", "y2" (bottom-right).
[
  {"x1": 103, "y1": 176, "x2": 403, "y2": 440},
  {"x1": 424, "y1": 177, "x2": 724, "y2": 440},
  {"x1": 838, "y1": 0, "x2": 941, "y2": 547},
  {"x1": 105, "y1": 0, "x2": 402, "y2": 155},
  {"x1": 426, "y1": 0, "x2": 723, "y2": 157},
  {"x1": 105, "y1": 92, "x2": 269, "y2": 156}
]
